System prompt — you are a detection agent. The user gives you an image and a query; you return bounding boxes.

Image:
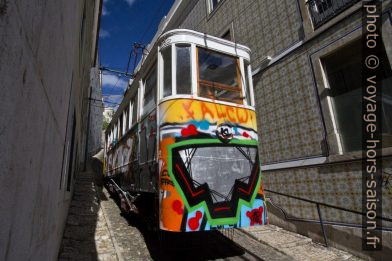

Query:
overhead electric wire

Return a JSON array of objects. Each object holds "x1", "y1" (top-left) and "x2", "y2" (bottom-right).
[
  {"x1": 138, "y1": 0, "x2": 170, "y2": 43},
  {"x1": 89, "y1": 97, "x2": 121, "y2": 106},
  {"x1": 102, "y1": 0, "x2": 171, "y2": 112},
  {"x1": 101, "y1": 66, "x2": 132, "y2": 77}
]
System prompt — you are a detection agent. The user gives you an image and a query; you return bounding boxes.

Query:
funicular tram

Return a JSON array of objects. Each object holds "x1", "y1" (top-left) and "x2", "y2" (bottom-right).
[{"x1": 104, "y1": 29, "x2": 266, "y2": 232}]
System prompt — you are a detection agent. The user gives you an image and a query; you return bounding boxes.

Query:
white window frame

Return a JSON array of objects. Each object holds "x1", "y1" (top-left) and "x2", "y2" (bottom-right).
[
  {"x1": 158, "y1": 45, "x2": 174, "y2": 100},
  {"x1": 122, "y1": 111, "x2": 127, "y2": 135},
  {"x1": 138, "y1": 79, "x2": 144, "y2": 119},
  {"x1": 246, "y1": 62, "x2": 255, "y2": 106},
  {"x1": 117, "y1": 118, "x2": 121, "y2": 139},
  {"x1": 196, "y1": 46, "x2": 247, "y2": 105},
  {"x1": 239, "y1": 57, "x2": 247, "y2": 104},
  {"x1": 128, "y1": 101, "x2": 133, "y2": 129},
  {"x1": 159, "y1": 43, "x2": 197, "y2": 101},
  {"x1": 171, "y1": 44, "x2": 177, "y2": 96},
  {"x1": 158, "y1": 46, "x2": 164, "y2": 100},
  {"x1": 191, "y1": 43, "x2": 197, "y2": 95},
  {"x1": 207, "y1": 0, "x2": 223, "y2": 14}
]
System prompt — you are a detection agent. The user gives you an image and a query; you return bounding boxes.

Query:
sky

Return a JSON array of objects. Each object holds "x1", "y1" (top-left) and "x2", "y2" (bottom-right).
[{"x1": 99, "y1": 0, "x2": 175, "y2": 110}]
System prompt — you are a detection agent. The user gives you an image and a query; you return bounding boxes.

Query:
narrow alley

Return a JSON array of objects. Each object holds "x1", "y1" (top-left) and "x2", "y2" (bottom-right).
[
  {"x1": 58, "y1": 171, "x2": 362, "y2": 261},
  {"x1": 2, "y1": 1, "x2": 391, "y2": 260}
]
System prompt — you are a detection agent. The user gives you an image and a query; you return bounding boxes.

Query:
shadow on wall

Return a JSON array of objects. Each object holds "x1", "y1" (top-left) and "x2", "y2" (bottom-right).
[{"x1": 57, "y1": 169, "x2": 107, "y2": 260}]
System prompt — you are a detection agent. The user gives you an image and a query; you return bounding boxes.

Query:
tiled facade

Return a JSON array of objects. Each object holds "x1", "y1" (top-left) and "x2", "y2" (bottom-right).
[{"x1": 167, "y1": 0, "x2": 392, "y2": 230}]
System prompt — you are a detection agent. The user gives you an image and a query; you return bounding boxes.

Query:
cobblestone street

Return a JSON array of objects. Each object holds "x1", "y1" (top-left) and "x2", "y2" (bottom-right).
[{"x1": 58, "y1": 172, "x2": 363, "y2": 261}]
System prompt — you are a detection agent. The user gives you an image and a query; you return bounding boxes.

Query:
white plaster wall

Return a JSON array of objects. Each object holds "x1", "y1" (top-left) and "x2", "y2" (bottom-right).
[{"x1": 0, "y1": 0, "x2": 100, "y2": 260}]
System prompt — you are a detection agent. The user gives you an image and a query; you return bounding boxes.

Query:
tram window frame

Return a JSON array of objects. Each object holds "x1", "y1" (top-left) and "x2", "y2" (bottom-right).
[
  {"x1": 118, "y1": 117, "x2": 123, "y2": 138},
  {"x1": 243, "y1": 60, "x2": 255, "y2": 106},
  {"x1": 161, "y1": 46, "x2": 172, "y2": 98},
  {"x1": 123, "y1": 109, "x2": 128, "y2": 134},
  {"x1": 141, "y1": 63, "x2": 157, "y2": 118},
  {"x1": 117, "y1": 119, "x2": 120, "y2": 140},
  {"x1": 128, "y1": 102, "x2": 132, "y2": 130},
  {"x1": 132, "y1": 93, "x2": 138, "y2": 125},
  {"x1": 176, "y1": 43, "x2": 192, "y2": 95},
  {"x1": 196, "y1": 47, "x2": 244, "y2": 105}
]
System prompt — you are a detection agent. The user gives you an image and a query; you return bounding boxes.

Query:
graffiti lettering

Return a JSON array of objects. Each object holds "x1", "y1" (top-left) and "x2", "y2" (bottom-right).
[
  {"x1": 178, "y1": 100, "x2": 251, "y2": 124},
  {"x1": 201, "y1": 103, "x2": 215, "y2": 120},
  {"x1": 183, "y1": 100, "x2": 195, "y2": 119},
  {"x1": 226, "y1": 107, "x2": 236, "y2": 122},
  {"x1": 214, "y1": 103, "x2": 226, "y2": 118},
  {"x1": 236, "y1": 107, "x2": 249, "y2": 123}
]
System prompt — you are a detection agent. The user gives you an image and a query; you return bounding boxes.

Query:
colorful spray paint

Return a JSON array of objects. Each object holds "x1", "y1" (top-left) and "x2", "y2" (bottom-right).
[{"x1": 158, "y1": 98, "x2": 266, "y2": 232}]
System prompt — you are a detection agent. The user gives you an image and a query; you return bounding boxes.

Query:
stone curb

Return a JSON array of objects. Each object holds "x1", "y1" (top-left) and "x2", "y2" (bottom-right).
[
  {"x1": 98, "y1": 188, "x2": 125, "y2": 261},
  {"x1": 239, "y1": 227, "x2": 291, "y2": 257}
]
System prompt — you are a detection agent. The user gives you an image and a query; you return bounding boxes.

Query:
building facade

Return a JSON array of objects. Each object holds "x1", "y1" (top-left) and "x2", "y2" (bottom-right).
[
  {"x1": 149, "y1": 0, "x2": 391, "y2": 258},
  {"x1": 87, "y1": 67, "x2": 104, "y2": 157},
  {"x1": 0, "y1": 0, "x2": 102, "y2": 260}
]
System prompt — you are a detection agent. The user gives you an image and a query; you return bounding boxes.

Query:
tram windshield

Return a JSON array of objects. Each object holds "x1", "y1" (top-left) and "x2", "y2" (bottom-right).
[
  {"x1": 178, "y1": 145, "x2": 257, "y2": 203},
  {"x1": 198, "y1": 48, "x2": 243, "y2": 104}
]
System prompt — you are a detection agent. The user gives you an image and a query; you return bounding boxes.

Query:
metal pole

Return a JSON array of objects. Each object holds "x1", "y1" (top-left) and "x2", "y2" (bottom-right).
[{"x1": 316, "y1": 203, "x2": 328, "y2": 247}]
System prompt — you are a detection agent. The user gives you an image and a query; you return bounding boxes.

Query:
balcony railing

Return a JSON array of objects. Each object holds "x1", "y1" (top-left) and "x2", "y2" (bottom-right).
[{"x1": 306, "y1": 0, "x2": 360, "y2": 28}]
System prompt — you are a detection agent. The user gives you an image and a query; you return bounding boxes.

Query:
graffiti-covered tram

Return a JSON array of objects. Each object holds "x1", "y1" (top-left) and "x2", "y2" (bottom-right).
[{"x1": 104, "y1": 29, "x2": 266, "y2": 232}]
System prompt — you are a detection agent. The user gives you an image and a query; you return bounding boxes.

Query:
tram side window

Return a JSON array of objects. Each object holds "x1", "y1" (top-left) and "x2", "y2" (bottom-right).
[
  {"x1": 142, "y1": 65, "x2": 157, "y2": 117},
  {"x1": 176, "y1": 44, "x2": 192, "y2": 94},
  {"x1": 124, "y1": 109, "x2": 129, "y2": 133},
  {"x1": 198, "y1": 48, "x2": 243, "y2": 104},
  {"x1": 131, "y1": 95, "x2": 138, "y2": 126},
  {"x1": 162, "y1": 47, "x2": 172, "y2": 97}
]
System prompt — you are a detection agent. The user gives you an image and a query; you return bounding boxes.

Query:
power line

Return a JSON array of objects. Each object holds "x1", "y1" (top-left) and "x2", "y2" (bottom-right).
[
  {"x1": 100, "y1": 66, "x2": 132, "y2": 77},
  {"x1": 139, "y1": 0, "x2": 170, "y2": 43},
  {"x1": 88, "y1": 97, "x2": 121, "y2": 106}
]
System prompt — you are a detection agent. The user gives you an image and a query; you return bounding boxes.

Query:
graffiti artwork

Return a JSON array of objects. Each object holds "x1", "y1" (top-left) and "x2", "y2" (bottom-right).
[
  {"x1": 103, "y1": 29, "x2": 266, "y2": 233},
  {"x1": 158, "y1": 99, "x2": 266, "y2": 232}
]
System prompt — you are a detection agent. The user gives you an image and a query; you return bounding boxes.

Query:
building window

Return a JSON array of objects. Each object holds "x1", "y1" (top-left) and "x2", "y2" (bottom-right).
[
  {"x1": 142, "y1": 64, "x2": 157, "y2": 117},
  {"x1": 321, "y1": 38, "x2": 392, "y2": 152},
  {"x1": 197, "y1": 47, "x2": 243, "y2": 104},
  {"x1": 207, "y1": 0, "x2": 223, "y2": 13},
  {"x1": 306, "y1": 0, "x2": 360, "y2": 28},
  {"x1": 176, "y1": 44, "x2": 192, "y2": 95}
]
